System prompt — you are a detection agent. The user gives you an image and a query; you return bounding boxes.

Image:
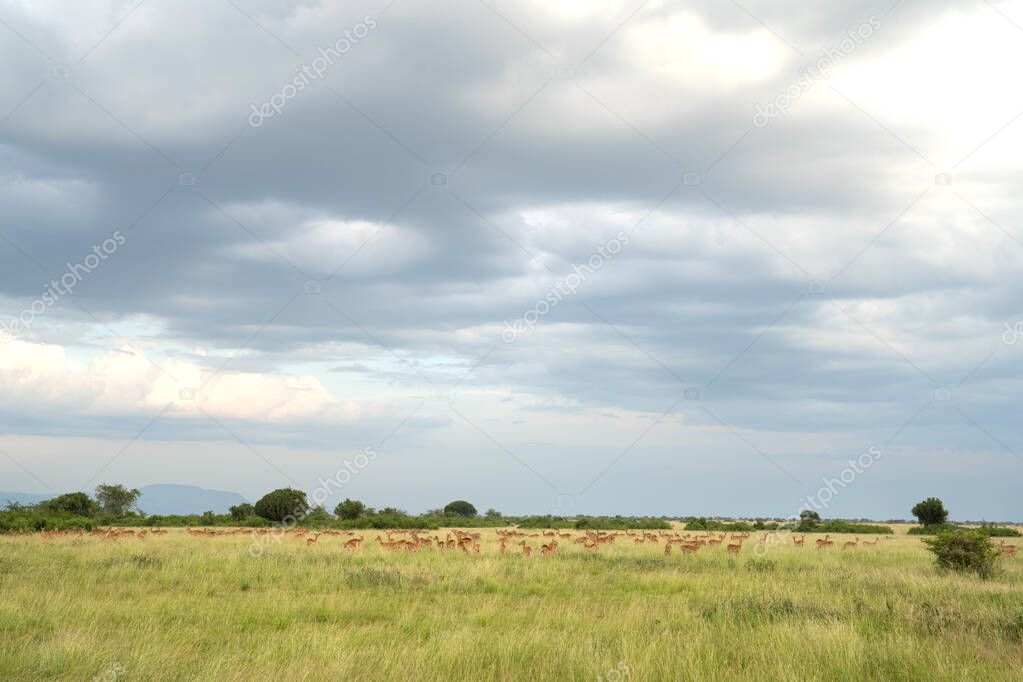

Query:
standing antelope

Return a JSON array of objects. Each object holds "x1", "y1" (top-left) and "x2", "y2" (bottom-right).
[
  {"x1": 816, "y1": 535, "x2": 833, "y2": 549},
  {"x1": 518, "y1": 541, "x2": 532, "y2": 557}
]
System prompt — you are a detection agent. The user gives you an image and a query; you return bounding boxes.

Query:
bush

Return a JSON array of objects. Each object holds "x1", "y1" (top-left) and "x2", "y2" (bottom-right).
[
  {"x1": 229, "y1": 503, "x2": 254, "y2": 521},
  {"x1": 908, "y1": 523, "x2": 957, "y2": 535},
  {"x1": 443, "y1": 500, "x2": 478, "y2": 518},
  {"x1": 909, "y1": 523, "x2": 1021, "y2": 537},
  {"x1": 978, "y1": 523, "x2": 1022, "y2": 537},
  {"x1": 923, "y1": 528, "x2": 1000, "y2": 578},
  {"x1": 519, "y1": 515, "x2": 670, "y2": 530},
  {"x1": 684, "y1": 518, "x2": 754, "y2": 532},
  {"x1": 335, "y1": 498, "x2": 366, "y2": 520},
  {"x1": 39, "y1": 492, "x2": 98, "y2": 517},
  {"x1": 253, "y1": 488, "x2": 308, "y2": 523},
  {"x1": 814, "y1": 521, "x2": 893, "y2": 535}
]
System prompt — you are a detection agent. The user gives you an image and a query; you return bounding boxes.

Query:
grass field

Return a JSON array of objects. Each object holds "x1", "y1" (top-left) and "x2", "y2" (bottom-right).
[{"x1": 2, "y1": 526, "x2": 1021, "y2": 681}]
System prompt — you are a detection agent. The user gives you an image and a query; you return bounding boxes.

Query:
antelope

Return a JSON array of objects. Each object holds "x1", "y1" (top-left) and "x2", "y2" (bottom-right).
[
  {"x1": 793, "y1": 535, "x2": 804, "y2": 548},
  {"x1": 540, "y1": 540, "x2": 558, "y2": 557},
  {"x1": 816, "y1": 535, "x2": 833, "y2": 549},
  {"x1": 306, "y1": 533, "x2": 320, "y2": 546},
  {"x1": 344, "y1": 537, "x2": 363, "y2": 551},
  {"x1": 861, "y1": 538, "x2": 879, "y2": 549},
  {"x1": 842, "y1": 538, "x2": 859, "y2": 550},
  {"x1": 518, "y1": 541, "x2": 532, "y2": 557},
  {"x1": 999, "y1": 541, "x2": 1017, "y2": 557},
  {"x1": 726, "y1": 543, "x2": 742, "y2": 554},
  {"x1": 664, "y1": 543, "x2": 672, "y2": 556}
]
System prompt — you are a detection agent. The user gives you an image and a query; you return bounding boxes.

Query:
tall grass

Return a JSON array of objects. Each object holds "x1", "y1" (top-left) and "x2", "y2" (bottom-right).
[{"x1": 1, "y1": 529, "x2": 1021, "y2": 681}]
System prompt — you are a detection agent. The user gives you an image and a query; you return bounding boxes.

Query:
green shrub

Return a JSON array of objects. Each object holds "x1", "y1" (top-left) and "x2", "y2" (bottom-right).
[
  {"x1": 443, "y1": 500, "x2": 478, "y2": 518},
  {"x1": 39, "y1": 492, "x2": 98, "y2": 517},
  {"x1": 910, "y1": 523, "x2": 1021, "y2": 537},
  {"x1": 253, "y1": 488, "x2": 308, "y2": 523},
  {"x1": 908, "y1": 523, "x2": 958, "y2": 535},
  {"x1": 815, "y1": 521, "x2": 893, "y2": 535},
  {"x1": 923, "y1": 528, "x2": 1000, "y2": 578}
]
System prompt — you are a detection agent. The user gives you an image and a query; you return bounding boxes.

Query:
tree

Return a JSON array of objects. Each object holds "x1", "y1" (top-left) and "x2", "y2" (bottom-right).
[
  {"x1": 95, "y1": 484, "x2": 141, "y2": 516},
  {"x1": 40, "y1": 492, "x2": 97, "y2": 517},
  {"x1": 443, "y1": 500, "x2": 477, "y2": 518},
  {"x1": 484, "y1": 508, "x2": 502, "y2": 519},
  {"x1": 797, "y1": 509, "x2": 821, "y2": 532},
  {"x1": 335, "y1": 498, "x2": 366, "y2": 520},
  {"x1": 253, "y1": 488, "x2": 308, "y2": 523},
  {"x1": 912, "y1": 497, "x2": 948, "y2": 526},
  {"x1": 229, "y1": 503, "x2": 254, "y2": 520}
]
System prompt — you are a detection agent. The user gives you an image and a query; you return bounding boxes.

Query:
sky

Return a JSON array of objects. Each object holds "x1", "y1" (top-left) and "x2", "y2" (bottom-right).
[{"x1": 1, "y1": 0, "x2": 1022, "y2": 520}]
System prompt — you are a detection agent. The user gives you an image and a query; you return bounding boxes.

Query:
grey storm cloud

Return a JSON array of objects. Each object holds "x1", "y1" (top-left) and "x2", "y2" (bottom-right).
[{"x1": 0, "y1": 0, "x2": 1021, "y2": 519}]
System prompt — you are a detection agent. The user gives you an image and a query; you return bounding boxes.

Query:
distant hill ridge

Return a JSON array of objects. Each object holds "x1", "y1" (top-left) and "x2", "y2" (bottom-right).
[{"x1": 0, "y1": 484, "x2": 248, "y2": 515}]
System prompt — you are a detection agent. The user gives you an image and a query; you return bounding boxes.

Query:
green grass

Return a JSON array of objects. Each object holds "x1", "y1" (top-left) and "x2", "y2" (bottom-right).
[{"x1": 1, "y1": 529, "x2": 1021, "y2": 681}]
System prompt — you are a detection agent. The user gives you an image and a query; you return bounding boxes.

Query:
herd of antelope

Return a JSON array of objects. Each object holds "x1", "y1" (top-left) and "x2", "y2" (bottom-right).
[{"x1": 5, "y1": 527, "x2": 1021, "y2": 557}]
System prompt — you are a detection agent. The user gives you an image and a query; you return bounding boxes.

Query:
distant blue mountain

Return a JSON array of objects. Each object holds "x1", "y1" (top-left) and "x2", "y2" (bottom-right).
[
  {"x1": 0, "y1": 491, "x2": 49, "y2": 506},
  {"x1": 136, "y1": 485, "x2": 248, "y2": 515},
  {"x1": 1, "y1": 484, "x2": 248, "y2": 515}
]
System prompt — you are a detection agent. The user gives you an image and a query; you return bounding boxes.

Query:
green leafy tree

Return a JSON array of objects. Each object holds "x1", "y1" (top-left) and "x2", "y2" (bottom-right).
[
  {"x1": 229, "y1": 503, "x2": 254, "y2": 520},
  {"x1": 485, "y1": 508, "x2": 502, "y2": 519},
  {"x1": 254, "y1": 488, "x2": 309, "y2": 523},
  {"x1": 912, "y1": 497, "x2": 949, "y2": 526},
  {"x1": 443, "y1": 500, "x2": 478, "y2": 518},
  {"x1": 334, "y1": 498, "x2": 366, "y2": 520},
  {"x1": 95, "y1": 484, "x2": 141, "y2": 516},
  {"x1": 797, "y1": 509, "x2": 821, "y2": 532},
  {"x1": 41, "y1": 492, "x2": 97, "y2": 517}
]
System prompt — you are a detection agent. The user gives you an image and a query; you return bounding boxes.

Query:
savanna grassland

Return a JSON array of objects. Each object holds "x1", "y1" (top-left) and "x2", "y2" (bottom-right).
[{"x1": 1, "y1": 527, "x2": 1021, "y2": 681}]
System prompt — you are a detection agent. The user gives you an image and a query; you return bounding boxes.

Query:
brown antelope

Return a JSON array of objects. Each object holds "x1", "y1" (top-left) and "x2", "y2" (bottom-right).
[
  {"x1": 793, "y1": 535, "x2": 804, "y2": 548},
  {"x1": 726, "y1": 543, "x2": 742, "y2": 554},
  {"x1": 816, "y1": 535, "x2": 833, "y2": 549},
  {"x1": 664, "y1": 543, "x2": 672, "y2": 556},
  {"x1": 999, "y1": 541, "x2": 1017, "y2": 557},
  {"x1": 540, "y1": 540, "x2": 558, "y2": 557},
  {"x1": 306, "y1": 533, "x2": 320, "y2": 546},
  {"x1": 344, "y1": 537, "x2": 363, "y2": 551},
  {"x1": 842, "y1": 538, "x2": 859, "y2": 550},
  {"x1": 518, "y1": 541, "x2": 532, "y2": 557}
]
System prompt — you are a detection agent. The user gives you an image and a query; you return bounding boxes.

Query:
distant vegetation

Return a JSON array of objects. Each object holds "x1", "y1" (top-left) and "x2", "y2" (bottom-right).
[
  {"x1": 1, "y1": 487, "x2": 1017, "y2": 535},
  {"x1": 684, "y1": 516, "x2": 893, "y2": 534},
  {"x1": 906, "y1": 497, "x2": 1020, "y2": 537}
]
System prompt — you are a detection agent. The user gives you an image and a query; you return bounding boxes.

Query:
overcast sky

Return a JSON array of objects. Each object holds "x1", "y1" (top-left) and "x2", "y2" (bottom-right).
[{"x1": 1, "y1": 0, "x2": 1022, "y2": 520}]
